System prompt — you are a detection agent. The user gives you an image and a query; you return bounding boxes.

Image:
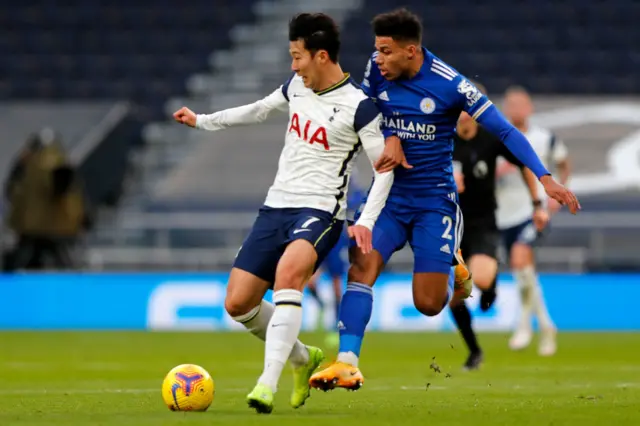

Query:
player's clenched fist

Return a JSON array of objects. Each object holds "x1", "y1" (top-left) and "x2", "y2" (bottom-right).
[{"x1": 173, "y1": 107, "x2": 197, "y2": 127}]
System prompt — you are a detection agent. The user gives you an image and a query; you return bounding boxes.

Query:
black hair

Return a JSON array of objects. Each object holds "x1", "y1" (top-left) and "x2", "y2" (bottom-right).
[
  {"x1": 372, "y1": 8, "x2": 422, "y2": 44},
  {"x1": 289, "y1": 13, "x2": 340, "y2": 63}
]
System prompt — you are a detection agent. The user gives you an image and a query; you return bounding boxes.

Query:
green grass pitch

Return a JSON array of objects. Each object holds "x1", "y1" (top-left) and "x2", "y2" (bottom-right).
[{"x1": 0, "y1": 332, "x2": 638, "y2": 425}]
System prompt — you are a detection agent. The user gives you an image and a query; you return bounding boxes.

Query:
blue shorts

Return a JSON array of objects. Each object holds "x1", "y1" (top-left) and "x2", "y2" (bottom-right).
[
  {"x1": 321, "y1": 231, "x2": 348, "y2": 277},
  {"x1": 352, "y1": 194, "x2": 462, "y2": 274},
  {"x1": 234, "y1": 206, "x2": 344, "y2": 284},
  {"x1": 501, "y1": 219, "x2": 539, "y2": 254}
]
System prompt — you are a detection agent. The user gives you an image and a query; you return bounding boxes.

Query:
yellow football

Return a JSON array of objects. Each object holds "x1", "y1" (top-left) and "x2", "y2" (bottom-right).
[{"x1": 161, "y1": 364, "x2": 215, "y2": 411}]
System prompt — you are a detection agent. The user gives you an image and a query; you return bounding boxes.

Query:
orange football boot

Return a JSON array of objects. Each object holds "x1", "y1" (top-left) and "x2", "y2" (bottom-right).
[
  {"x1": 453, "y1": 249, "x2": 473, "y2": 299},
  {"x1": 309, "y1": 362, "x2": 364, "y2": 392}
]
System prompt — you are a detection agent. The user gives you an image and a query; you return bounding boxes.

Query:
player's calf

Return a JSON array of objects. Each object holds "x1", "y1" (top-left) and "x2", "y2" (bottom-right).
[
  {"x1": 480, "y1": 275, "x2": 498, "y2": 312},
  {"x1": 465, "y1": 253, "x2": 499, "y2": 311},
  {"x1": 257, "y1": 240, "x2": 318, "y2": 394},
  {"x1": 347, "y1": 246, "x2": 384, "y2": 285}
]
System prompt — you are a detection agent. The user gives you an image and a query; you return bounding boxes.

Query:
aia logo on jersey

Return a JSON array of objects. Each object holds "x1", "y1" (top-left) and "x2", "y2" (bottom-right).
[{"x1": 288, "y1": 113, "x2": 329, "y2": 150}]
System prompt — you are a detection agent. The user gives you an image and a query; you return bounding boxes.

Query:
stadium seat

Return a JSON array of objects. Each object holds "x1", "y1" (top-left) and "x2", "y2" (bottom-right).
[
  {"x1": 0, "y1": 0, "x2": 261, "y2": 119},
  {"x1": 340, "y1": 0, "x2": 636, "y2": 94}
]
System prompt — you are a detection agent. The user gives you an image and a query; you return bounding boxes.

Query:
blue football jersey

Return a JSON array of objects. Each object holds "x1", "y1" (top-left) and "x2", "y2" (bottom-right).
[{"x1": 362, "y1": 48, "x2": 493, "y2": 201}]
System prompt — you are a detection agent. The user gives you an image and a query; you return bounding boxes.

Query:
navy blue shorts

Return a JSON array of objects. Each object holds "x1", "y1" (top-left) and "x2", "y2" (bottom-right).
[
  {"x1": 501, "y1": 219, "x2": 539, "y2": 254},
  {"x1": 233, "y1": 206, "x2": 344, "y2": 284}
]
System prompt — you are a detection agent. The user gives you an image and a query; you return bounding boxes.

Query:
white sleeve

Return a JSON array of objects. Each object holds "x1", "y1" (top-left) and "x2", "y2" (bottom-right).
[
  {"x1": 195, "y1": 86, "x2": 288, "y2": 131},
  {"x1": 553, "y1": 138, "x2": 569, "y2": 163},
  {"x1": 353, "y1": 102, "x2": 394, "y2": 230}
]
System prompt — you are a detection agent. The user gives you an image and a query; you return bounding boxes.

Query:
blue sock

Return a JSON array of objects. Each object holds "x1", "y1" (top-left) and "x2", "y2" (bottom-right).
[{"x1": 337, "y1": 282, "x2": 373, "y2": 364}]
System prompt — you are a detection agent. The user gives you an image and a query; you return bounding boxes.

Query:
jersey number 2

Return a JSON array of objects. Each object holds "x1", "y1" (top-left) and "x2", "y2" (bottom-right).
[{"x1": 442, "y1": 216, "x2": 453, "y2": 240}]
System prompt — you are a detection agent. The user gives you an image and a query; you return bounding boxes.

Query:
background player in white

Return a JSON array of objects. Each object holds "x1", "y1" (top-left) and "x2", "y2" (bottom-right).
[
  {"x1": 496, "y1": 85, "x2": 571, "y2": 356},
  {"x1": 173, "y1": 13, "x2": 393, "y2": 413}
]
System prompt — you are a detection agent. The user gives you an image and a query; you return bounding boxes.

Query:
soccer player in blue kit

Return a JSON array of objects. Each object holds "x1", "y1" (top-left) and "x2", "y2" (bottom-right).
[{"x1": 310, "y1": 8, "x2": 580, "y2": 391}]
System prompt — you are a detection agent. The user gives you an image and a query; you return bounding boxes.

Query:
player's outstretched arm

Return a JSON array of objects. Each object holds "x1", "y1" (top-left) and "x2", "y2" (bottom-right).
[
  {"x1": 173, "y1": 86, "x2": 288, "y2": 131},
  {"x1": 350, "y1": 99, "x2": 394, "y2": 253},
  {"x1": 454, "y1": 77, "x2": 579, "y2": 212}
]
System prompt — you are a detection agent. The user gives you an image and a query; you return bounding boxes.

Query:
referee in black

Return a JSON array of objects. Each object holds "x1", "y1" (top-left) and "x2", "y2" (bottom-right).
[{"x1": 451, "y1": 81, "x2": 543, "y2": 370}]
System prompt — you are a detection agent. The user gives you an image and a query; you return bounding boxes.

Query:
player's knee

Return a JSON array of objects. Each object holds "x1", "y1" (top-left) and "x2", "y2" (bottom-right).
[
  {"x1": 468, "y1": 255, "x2": 498, "y2": 290},
  {"x1": 224, "y1": 296, "x2": 253, "y2": 319},
  {"x1": 510, "y1": 244, "x2": 533, "y2": 270},
  {"x1": 413, "y1": 296, "x2": 445, "y2": 317},
  {"x1": 275, "y1": 266, "x2": 307, "y2": 290},
  {"x1": 412, "y1": 272, "x2": 449, "y2": 316},
  {"x1": 470, "y1": 265, "x2": 496, "y2": 290},
  {"x1": 474, "y1": 277, "x2": 492, "y2": 291}
]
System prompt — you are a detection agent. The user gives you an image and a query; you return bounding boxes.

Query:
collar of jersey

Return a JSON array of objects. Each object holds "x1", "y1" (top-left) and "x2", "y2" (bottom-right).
[
  {"x1": 314, "y1": 73, "x2": 351, "y2": 95},
  {"x1": 411, "y1": 47, "x2": 430, "y2": 79}
]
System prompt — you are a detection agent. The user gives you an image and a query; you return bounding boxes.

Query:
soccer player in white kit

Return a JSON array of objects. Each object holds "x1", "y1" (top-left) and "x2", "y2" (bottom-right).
[
  {"x1": 173, "y1": 13, "x2": 394, "y2": 413},
  {"x1": 495, "y1": 86, "x2": 572, "y2": 356}
]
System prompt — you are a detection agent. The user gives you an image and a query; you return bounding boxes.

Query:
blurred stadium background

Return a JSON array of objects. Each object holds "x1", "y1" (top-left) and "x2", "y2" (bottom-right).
[
  {"x1": 1, "y1": 0, "x2": 639, "y2": 328},
  {"x1": 4, "y1": 0, "x2": 639, "y2": 274},
  {"x1": 1, "y1": 2, "x2": 640, "y2": 424}
]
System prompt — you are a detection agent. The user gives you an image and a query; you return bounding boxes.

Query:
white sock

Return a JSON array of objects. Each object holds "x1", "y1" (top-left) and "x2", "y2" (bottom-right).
[
  {"x1": 337, "y1": 351, "x2": 359, "y2": 367},
  {"x1": 523, "y1": 268, "x2": 555, "y2": 330},
  {"x1": 514, "y1": 267, "x2": 535, "y2": 332},
  {"x1": 232, "y1": 300, "x2": 309, "y2": 367},
  {"x1": 258, "y1": 289, "x2": 304, "y2": 392}
]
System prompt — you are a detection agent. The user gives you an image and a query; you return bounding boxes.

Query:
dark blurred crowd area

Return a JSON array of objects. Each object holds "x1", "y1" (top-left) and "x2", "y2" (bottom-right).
[{"x1": 2, "y1": 130, "x2": 92, "y2": 271}]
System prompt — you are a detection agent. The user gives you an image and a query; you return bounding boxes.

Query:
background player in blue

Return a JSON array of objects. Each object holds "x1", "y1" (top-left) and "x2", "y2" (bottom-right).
[{"x1": 310, "y1": 7, "x2": 580, "y2": 391}]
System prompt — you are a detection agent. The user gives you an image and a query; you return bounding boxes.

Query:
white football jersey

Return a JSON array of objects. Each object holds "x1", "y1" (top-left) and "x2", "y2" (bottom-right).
[
  {"x1": 195, "y1": 74, "x2": 393, "y2": 228},
  {"x1": 496, "y1": 125, "x2": 568, "y2": 229}
]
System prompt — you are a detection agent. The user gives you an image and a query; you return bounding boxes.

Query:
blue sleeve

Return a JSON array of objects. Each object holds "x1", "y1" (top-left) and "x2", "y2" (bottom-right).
[
  {"x1": 354, "y1": 98, "x2": 380, "y2": 133},
  {"x1": 476, "y1": 105, "x2": 550, "y2": 179},
  {"x1": 453, "y1": 77, "x2": 493, "y2": 119},
  {"x1": 281, "y1": 72, "x2": 295, "y2": 102}
]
